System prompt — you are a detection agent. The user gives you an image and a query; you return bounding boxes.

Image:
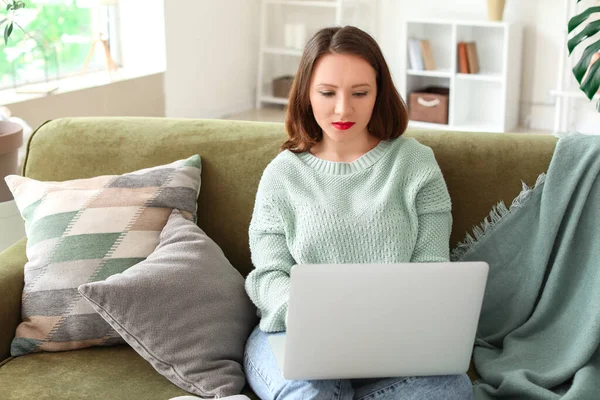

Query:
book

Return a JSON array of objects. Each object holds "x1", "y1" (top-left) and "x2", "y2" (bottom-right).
[
  {"x1": 457, "y1": 42, "x2": 470, "y2": 74},
  {"x1": 419, "y1": 39, "x2": 436, "y2": 71},
  {"x1": 466, "y1": 42, "x2": 480, "y2": 74},
  {"x1": 408, "y1": 38, "x2": 424, "y2": 70}
]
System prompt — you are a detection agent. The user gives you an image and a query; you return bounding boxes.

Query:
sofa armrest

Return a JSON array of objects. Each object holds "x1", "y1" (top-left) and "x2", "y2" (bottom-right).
[{"x1": 0, "y1": 237, "x2": 26, "y2": 363}]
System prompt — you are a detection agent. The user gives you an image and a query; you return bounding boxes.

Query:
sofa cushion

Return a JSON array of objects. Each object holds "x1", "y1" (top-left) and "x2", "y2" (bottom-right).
[
  {"x1": 0, "y1": 346, "x2": 259, "y2": 400},
  {"x1": 78, "y1": 210, "x2": 258, "y2": 398},
  {"x1": 4, "y1": 155, "x2": 201, "y2": 356}
]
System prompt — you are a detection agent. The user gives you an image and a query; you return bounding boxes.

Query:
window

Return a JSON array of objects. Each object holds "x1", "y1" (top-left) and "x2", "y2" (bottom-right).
[{"x1": 0, "y1": 0, "x2": 120, "y2": 91}]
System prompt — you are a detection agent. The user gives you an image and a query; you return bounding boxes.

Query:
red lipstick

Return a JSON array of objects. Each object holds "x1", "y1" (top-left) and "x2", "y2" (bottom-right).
[{"x1": 332, "y1": 122, "x2": 355, "y2": 130}]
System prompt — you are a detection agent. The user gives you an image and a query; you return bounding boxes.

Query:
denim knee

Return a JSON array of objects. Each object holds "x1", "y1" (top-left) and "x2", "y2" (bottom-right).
[
  {"x1": 443, "y1": 374, "x2": 473, "y2": 400},
  {"x1": 244, "y1": 325, "x2": 354, "y2": 400}
]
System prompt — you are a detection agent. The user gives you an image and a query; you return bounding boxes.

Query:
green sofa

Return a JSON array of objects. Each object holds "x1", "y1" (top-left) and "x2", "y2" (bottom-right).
[{"x1": 0, "y1": 117, "x2": 558, "y2": 399}]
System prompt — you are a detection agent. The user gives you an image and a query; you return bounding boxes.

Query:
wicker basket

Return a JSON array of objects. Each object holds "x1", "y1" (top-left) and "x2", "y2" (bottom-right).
[
  {"x1": 272, "y1": 76, "x2": 294, "y2": 99},
  {"x1": 409, "y1": 87, "x2": 450, "y2": 125}
]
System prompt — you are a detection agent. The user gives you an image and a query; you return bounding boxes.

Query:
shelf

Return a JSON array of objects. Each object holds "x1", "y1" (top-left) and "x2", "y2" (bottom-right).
[
  {"x1": 452, "y1": 121, "x2": 505, "y2": 133},
  {"x1": 456, "y1": 73, "x2": 504, "y2": 83},
  {"x1": 404, "y1": 19, "x2": 523, "y2": 133},
  {"x1": 406, "y1": 19, "x2": 452, "y2": 27},
  {"x1": 455, "y1": 21, "x2": 510, "y2": 29},
  {"x1": 263, "y1": 47, "x2": 303, "y2": 56},
  {"x1": 258, "y1": 0, "x2": 374, "y2": 109},
  {"x1": 260, "y1": 95, "x2": 289, "y2": 105},
  {"x1": 407, "y1": 18, "x2": 511, "y2": 29},
  {"x1": 408, "y1": 120, "x2": 504, "y2": 133},
  {"x1": 550, "y1": 89, "x2": 600, "y2": 100},
  {"x1": 407, "y1": 69, "x2": 452, "y2": 78},
  {"x1": 408, "y1": 121, "x2": 450, "y2": 130},
  {"x1": 266, "y1": 0, "x2": 337, "y2": 7},
  {"x1": 261, "y1": 81, "x2": 292, "y2": 106}
]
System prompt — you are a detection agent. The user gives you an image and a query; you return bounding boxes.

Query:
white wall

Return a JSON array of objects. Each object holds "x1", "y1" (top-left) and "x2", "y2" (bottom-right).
[
  {"x1": 119, "y1": 0, "x2": 166, "y2": 74},
  {"x1": 163, "y1": 0, "x2": 261, "y2": 119}
]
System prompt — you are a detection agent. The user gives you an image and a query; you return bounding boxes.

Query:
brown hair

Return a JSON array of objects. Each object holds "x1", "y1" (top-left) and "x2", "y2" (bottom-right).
[{"x1": 282, "y1": 26, "x2": 409, "y2": 153}]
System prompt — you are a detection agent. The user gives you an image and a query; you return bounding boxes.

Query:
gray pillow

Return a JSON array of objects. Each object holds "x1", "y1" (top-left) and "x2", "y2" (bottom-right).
[{"x1": 78, "y1": 210, "x2": 258, "y2": 398}]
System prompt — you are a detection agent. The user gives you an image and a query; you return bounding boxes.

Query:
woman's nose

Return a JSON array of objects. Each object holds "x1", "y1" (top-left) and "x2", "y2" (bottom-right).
[{"x1": 334, "y1": 95, "x2": 353, "y2": 116}]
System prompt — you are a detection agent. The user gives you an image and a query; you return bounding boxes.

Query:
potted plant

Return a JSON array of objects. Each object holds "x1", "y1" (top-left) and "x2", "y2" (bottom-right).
[
  {"x1": 1, "y1": 1, "x2": 27, "y2": 201},
  {"x1": 568, "y1": 0, "x2": 600, "y2": 111},
  {"x1": 1, "y1": 0, "x2": 26, "y2": 45},
  {"x1": 0, "y1": 116, "x2": 22, "y2": 202}
]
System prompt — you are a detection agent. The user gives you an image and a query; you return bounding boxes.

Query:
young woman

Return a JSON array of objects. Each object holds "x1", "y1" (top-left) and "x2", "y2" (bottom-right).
[{"x1": 244, "y1": 26, "x2": 472, "y2": 400}]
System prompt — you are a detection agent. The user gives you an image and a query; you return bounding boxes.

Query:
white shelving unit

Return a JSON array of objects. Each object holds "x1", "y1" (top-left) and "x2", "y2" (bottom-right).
[
  {"x1": 256, "y1": 0, "x2": 376, "y2": 108},
  {"x1": 403, "y1": 19, "x2": 523, "y2": 133}
]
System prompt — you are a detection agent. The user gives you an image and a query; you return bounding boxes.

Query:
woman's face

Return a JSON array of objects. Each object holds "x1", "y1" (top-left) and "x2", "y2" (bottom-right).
[{"x1": 309, "y1": 53, "x2": 378, "y2": 146}]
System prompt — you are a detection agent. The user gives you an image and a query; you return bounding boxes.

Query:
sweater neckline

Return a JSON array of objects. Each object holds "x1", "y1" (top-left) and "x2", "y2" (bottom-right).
[{"x1": 296, "y1": 139, "x2": 393, "y2": 175}]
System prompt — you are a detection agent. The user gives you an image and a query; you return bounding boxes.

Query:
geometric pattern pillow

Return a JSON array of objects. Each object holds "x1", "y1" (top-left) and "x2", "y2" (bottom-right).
[{"x1": 4, "y1": 155, "x2": 201, "y2": 356}]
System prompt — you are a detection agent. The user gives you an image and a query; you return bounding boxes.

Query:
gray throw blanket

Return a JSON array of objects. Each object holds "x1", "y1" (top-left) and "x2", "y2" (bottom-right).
[{"x1": 451, "y1": 133, "x2": 600, "y2": 400}]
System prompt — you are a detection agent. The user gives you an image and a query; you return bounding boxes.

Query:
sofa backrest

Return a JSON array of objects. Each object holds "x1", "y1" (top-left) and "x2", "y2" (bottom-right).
[{"x1": 24, "y1": 117, "x2": 557, "y2": 277}]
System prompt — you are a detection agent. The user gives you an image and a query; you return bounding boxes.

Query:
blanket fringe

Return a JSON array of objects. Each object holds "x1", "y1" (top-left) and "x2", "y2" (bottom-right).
[{"x1": 450, "y1": 172, "x2": 547, "y2": 261}]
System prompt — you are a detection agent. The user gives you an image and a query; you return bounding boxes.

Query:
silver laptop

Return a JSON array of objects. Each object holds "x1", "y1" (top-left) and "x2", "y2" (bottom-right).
[{"x1": 268, "y1": 262, "x2": 489, "y2": 380}]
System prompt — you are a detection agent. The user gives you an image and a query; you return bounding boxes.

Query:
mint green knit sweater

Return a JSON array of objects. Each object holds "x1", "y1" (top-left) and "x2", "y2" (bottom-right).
[{"x1": 245, "y1": 137, "x2": 452, "y2": 332}]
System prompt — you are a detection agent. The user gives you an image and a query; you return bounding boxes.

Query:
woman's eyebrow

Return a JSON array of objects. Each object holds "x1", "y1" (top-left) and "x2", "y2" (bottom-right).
[{"x1": 315, "y1": 83, "x2": 372, "y2": 88}]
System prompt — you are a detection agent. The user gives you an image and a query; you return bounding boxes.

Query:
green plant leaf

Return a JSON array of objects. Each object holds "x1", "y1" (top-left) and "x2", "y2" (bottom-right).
[
  {"x1": 568, "y1": 6, "x2": 600, "y2": 33},
  {"x1": 568, "y1": 20, "x2": 600, "y2": 54},
  {"x1": 568, "y1": 2, "x2": 600, "y2": 108},
  {"x1": 572, "y1": 41, "x2": 600, "y2": 85},
  {"x1": 580, "y1": 56, "x2": 600, "y2": 100},
  {"x1": 0, "y1": 18, "x2": 6, "y2": 27},
  {"x1": 4, "y1": 21, "x2": 13, "y2": 45}
]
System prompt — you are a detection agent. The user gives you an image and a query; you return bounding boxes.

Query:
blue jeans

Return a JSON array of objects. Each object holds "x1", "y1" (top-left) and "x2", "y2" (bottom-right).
[{"x1": 244, "y1": 326, "x2": 473, "y2": 400}]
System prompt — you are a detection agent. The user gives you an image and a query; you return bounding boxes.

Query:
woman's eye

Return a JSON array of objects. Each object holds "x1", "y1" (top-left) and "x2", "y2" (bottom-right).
[
  {"x1": 353, "y1": 92, "x2": 368, "y2": 97},
  {"x1": 319, "y1": 91, "x2": 334, "y2": 97}
]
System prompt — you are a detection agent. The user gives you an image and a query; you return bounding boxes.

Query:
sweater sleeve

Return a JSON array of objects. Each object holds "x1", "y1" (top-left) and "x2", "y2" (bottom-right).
[
  {"x1": 245, "y1": 185, "x2": 295, "y2": 332},
  {"x1": 410, "y1": 166, "x2": 453, "y2": 263}
]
